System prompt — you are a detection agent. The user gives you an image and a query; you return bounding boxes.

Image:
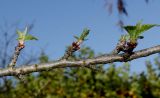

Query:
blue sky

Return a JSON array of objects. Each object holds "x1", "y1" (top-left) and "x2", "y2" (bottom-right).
[{"x1": 0, "y1": 0, "x2": 160, "y2": 73}]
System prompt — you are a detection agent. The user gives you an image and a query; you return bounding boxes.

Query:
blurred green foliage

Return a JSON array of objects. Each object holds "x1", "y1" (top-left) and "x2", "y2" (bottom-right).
[{"x1": 0, "y1": 47, "x2": 160, "y2": 98}]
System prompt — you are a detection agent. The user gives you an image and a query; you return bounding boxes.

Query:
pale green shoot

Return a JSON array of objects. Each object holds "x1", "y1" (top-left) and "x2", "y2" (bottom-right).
[
  {"x1": 16, "y1": 27, "x2": 38, "y2": 42},
  {"x1": 123, "y1": 22, "x2": 159, "y2": 43},
  {"x1": 74, "y1": 28, "x2": 90, "y2": 41}
]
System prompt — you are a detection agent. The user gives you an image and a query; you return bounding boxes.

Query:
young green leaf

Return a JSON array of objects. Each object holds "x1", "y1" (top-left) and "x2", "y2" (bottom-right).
[
  {"x1": 123, "y1": 26, "x2": 136, "y2": 37},
  {"x1": 74, "y1": 28, "x2": 90, "y2": 41},
  {"x1": 138, "y1": 36, "x2": 144, "y2": 39},
  {"x1": 136, "y1": 24, "x2": 159, "y2": 36},
  {"x1": 25, "y1": 34, "x2": 38, "y2": 41},
  {"x1": 123, "y1": 23, "x2": 159, "y2": 42},
  {"x1": 16, "y1": 30, "x2": 25, "y2": 40},
  {"x1": 79, "y1": 28, "x2": 90, "y2": 41},
  {"x1": 120, "y1": 35, "x2": 129, "y2": 41},
  {"x1": 16, "y1": 27, "x2": 38, "y2": 41}
]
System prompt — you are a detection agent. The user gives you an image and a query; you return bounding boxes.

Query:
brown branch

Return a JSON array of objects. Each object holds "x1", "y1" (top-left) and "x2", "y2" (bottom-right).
[
  {"x1": 8, "y1": 44, "x2": 24, "y2": 68},
  {"x1": 0, "y1": 45, "x2": 160, "y2": 77}
]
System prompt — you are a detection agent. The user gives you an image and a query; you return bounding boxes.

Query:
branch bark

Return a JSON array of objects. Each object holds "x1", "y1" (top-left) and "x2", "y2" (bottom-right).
[
  {"x1": 0, "y1": 45, "x2": 160, "y2": 77},
  {"x1": 8, "y1": 44, "x2": 24, "y2": 68}
]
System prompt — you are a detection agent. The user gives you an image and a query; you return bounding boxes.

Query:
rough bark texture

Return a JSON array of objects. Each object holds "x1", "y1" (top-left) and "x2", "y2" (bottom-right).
[
  {"x1": 8, "y1": 44, "x2": 24, "y2": 68},
  {"x1": 0, "y1": 45, "x2": 160, "y2": 77}
]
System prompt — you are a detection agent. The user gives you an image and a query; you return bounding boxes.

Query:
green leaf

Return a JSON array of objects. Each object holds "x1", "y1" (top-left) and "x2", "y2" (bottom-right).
[
  {"x1": 138, "y1": 36, "x2": 144, "y2": 39},
  {"x1": 120, "y1": 34, "x2": 129, "y2": 41},
  {"x1": 23, "y1": 27, "x2": 28, "y2": 35},
  {"x1": 136, "y1": 24, "x2": 159, "y2": 36},
  {"x1": 74, "y1": 28, "x2": 90, "y2": 41},
  {"x1": 123, "y1": 22, "x2": 159, "y2": 41},
  {"x1": 79, "y1": 28, "x2": 90, "y2": 41},
  {"x1": 25, "y1": 34, "x2": 38, "y2": 41},
  {"x1": 16, "y1": 30, "x2": 26, "y2": 41},
  {"x1": 123, "y1": 26, "x2": 136, "y2": 36},
  {"x1": 16, "y1": 27, "x2": 38, "y2": 41}
]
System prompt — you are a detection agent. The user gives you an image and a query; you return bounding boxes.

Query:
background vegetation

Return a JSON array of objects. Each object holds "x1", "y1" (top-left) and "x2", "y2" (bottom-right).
[
  {"x1": 0, "y1": 46, "x2": 160, "y2": 98},
  {"x1": 0, "y1": 0, "x2": 160, "y2": 98}
]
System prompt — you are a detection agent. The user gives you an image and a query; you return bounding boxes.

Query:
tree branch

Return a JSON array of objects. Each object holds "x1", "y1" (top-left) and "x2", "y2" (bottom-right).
[
  {"x1": 8, "y1": 44, "x2": 24, "y2": 68},
  {"x1": 0, "y1": 45, "x2": 160, "y2": 77}
]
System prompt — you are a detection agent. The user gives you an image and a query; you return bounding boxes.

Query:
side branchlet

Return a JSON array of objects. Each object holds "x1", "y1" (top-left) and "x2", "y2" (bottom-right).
[
  {"x1": 8, "y1": 27, "x2": 38, "y2": 68},
  {"x1": 62, "y1": 28, "x2": 90, "y2": 60},
  {"x1": 114, "y1": 22, "x2": 159, "y2": 60}
]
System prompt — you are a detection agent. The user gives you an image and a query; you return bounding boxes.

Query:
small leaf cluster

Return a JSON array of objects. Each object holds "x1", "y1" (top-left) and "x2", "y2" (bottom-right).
[
  {"x1": 74, "y1": 28, "x2": 90, "y2": 42},
  {"x1": 70, "y1": 28, "x2": 90, "y2": 53},
  {"x1": 123, "y1": 22, "x2": 159, "y2": 43},
  {"x1": 16, "y1": 27, "x2": 38, "y2": 44}
]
